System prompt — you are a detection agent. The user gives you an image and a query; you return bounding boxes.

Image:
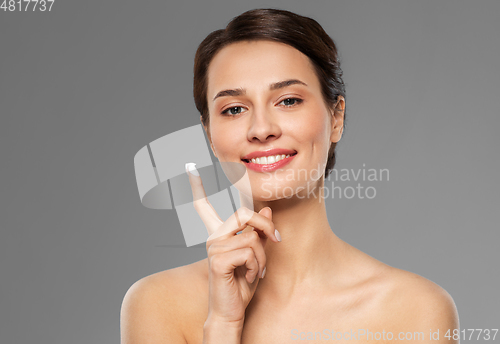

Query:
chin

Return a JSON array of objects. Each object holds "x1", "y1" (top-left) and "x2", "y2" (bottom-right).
[{"x1": 247, "y1": 179, "x2": 307, "y2": 201}]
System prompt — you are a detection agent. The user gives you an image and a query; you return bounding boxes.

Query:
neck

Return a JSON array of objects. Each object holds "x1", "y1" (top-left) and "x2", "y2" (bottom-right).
[{"x1": 251, "y1": 178, "x2": 347, "y2": 300}]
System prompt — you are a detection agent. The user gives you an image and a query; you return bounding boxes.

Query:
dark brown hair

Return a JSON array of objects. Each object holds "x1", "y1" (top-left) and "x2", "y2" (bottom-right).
[{"x1": 193, "y1": 8, "x2": 346, "y2": 178}]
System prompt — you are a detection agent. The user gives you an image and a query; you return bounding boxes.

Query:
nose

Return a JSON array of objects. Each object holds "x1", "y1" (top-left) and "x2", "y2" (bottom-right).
[{"x1": 246, "y1": 106, "x2": 282, "y2": 143}]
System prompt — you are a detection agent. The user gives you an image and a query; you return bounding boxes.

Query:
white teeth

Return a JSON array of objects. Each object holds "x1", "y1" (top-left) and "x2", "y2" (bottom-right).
[{"x1": 250, "y1": 154, "x2": 294, "y2": 165}]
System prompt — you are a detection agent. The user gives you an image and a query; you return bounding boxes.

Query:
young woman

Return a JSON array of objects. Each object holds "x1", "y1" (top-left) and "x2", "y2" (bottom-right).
[{"x1": 121, "y1": 8, "x2": 459, "y2": 344}]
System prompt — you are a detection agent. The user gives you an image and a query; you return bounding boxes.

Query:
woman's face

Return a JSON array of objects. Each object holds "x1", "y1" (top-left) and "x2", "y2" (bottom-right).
[{"x1": 205, "y1": 40, "x2": 344, "y2": 201}]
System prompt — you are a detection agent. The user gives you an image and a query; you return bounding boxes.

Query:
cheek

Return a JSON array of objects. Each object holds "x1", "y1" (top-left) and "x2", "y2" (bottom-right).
[
  {"x1": 295, "y1": 111, "x2": 331, "y2": 173},
  {"x1": 295, "y1": 111, "x2": 330, "y2": 149},
  {"x1": 211, "y1": 126, "x2": 239, "y2": 158}
]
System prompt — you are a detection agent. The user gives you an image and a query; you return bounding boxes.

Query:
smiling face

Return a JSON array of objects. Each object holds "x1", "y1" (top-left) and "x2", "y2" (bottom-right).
[{"x1": 204, "y1": 40, "x2": 344, "y2": 201}]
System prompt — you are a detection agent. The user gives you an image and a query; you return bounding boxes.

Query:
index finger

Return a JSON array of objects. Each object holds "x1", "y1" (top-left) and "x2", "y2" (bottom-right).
[
  {"x1": 185, "y1": 163, "x2": 223, "y2": 236},
  {"x1": 208, "y1": 207, "x2": 279, "y2": 244}
]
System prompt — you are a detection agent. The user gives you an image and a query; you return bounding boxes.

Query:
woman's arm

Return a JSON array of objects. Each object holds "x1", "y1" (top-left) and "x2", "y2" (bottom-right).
[
  {"x1": 410, "y1": 285, "x2": 460, "y2": 344},
  {"x1": 120, "y1": 276, "x2": 187, "y2": 344},
  {"x1": 203, "y1": 315, "x2": 243, "y2": 344},
  {"x1": 385, "y1": 270, "x2": 460, "y2": 344}
]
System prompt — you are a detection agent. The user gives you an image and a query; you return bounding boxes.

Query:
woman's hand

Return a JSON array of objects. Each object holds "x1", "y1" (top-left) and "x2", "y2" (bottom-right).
[{"x1": 186, "y1": 164, "x2": 281, "y2": 327}]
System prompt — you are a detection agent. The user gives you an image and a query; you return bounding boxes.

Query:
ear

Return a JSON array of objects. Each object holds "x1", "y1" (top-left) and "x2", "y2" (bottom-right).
[
  {"x1": 201, "y1": 115, "x2": 217, "y2": 158},
  {"x1": 329, "y1": 96, "x2": 345, "y2": 143}
]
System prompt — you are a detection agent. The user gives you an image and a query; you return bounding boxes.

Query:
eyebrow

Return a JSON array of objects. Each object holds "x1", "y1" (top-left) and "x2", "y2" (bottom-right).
[{"x1": 212, "y1": 79, "x2": 308, "y2": 101}]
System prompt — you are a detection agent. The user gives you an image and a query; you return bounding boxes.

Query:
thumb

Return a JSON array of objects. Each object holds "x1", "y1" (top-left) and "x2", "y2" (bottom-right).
[
  {"x1": 259, "y1": 206, "x2": 272, "y2": 220},
  {"x1": 255, "y1": 207, "x2": 274, "y2": 247}
]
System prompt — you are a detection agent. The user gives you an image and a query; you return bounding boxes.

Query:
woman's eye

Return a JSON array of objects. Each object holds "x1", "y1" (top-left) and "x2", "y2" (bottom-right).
[
  {"x1": 221, "y1": 106, "x2": 246, "y2": 116},
  {"x1": 279, "y1": 98, "x2": 303, "y2": 107},
  {"x1": 221, "y1": 98, "x2": 302, "y2": 115}
]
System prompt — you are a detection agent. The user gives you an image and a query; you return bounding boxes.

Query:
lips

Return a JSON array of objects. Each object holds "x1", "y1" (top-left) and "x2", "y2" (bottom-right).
[
  {"x1": 241, "y1": 148, "x2": 298, "y2": 173},
  {"x1": 241, "y1": 148, "x2": 297, "y2": 161}
]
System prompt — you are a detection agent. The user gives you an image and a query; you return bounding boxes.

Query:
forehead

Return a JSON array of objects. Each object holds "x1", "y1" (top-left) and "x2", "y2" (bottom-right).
[{"x1": 207, "y1": 40, "x2": 320, "y2": 99}]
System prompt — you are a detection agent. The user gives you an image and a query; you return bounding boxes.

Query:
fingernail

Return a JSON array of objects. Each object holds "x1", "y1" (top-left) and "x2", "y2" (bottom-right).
[
  {"x1": 185, "y1": 162, "x2": 199, "y2": 176},
  {"x1": 274, "y1": 229, "x2": 281, "y2": 242},
  {"x1": 261, "y1": 267, "x2": 266, "y2": 279}
]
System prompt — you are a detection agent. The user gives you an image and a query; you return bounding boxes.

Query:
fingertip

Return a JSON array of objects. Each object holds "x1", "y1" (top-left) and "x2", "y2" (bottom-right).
[
  {"x1": 274, "y1": 229, "x2": 281, "y2": 242},
  {"x1": 259, "y1": 206, "x2": 272, "y2": 218},
  {"x1": 185, "y1": 162, "x2": 200, "y2": 176}
]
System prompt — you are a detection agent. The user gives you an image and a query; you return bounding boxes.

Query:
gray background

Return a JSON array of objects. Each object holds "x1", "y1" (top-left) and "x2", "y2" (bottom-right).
[{"x1": 1, "y1": 0, "x2": 499, "y2": 343}]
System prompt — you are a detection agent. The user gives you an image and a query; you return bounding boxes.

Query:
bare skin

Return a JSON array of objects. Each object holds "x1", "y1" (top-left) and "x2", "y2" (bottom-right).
[
  {"x1": 121, "y1": 41, "x2": 458, "y2": 344},
  {"x1": 123, "y1": 252, "x2": 458, "y2": 343}
]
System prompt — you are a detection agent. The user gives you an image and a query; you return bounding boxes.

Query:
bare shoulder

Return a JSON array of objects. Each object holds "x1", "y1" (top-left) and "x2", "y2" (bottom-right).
[
  {"x1": 377, "y1": 266, "x2": 460, "y2": 341},
  {"x1": 120, "y1": 258, "x2": 209, "y2": 344},
  {"x1": 349, "y1": 245, "x2": 459, "y2": 323}
]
